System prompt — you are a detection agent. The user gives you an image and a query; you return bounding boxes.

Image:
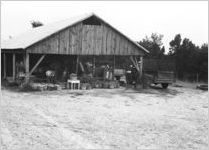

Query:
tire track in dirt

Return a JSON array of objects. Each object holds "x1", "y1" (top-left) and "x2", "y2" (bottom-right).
[
  {"x1": 1, "y1": 93, "x2": 104, "y2": 149},
  {"x1": 26, "y1": 106, "x2": 105, "y2": 149}
]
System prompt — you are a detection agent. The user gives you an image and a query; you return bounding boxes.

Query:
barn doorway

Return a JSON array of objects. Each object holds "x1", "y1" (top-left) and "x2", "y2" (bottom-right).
[{"x1": 30, "y1": 54, "x2": 77, "y2": 82}]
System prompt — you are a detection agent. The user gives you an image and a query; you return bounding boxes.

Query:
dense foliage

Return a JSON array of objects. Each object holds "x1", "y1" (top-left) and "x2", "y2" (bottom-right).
[
  {"x1": 138, "y1": 33, "x2": 165, "y2": 59},
  {"x1": 138, "y1": 33, "x2": 208, "y2": 82}
]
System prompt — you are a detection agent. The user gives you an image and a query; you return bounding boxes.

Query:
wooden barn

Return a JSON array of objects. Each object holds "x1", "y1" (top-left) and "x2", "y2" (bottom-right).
[{"x1": 1, "y1": 13, "x2": 149, "y2": 85}]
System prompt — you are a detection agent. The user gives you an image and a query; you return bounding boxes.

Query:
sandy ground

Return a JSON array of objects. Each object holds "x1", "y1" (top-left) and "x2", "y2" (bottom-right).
[{"x1": 0, "y1": 83, "x2": 208, "y2": 149}]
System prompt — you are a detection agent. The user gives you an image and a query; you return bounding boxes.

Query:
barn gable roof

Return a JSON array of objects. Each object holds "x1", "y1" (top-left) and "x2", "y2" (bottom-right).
[{"x1": 1, "y1": 13, "x2": 149, "y2": 53}]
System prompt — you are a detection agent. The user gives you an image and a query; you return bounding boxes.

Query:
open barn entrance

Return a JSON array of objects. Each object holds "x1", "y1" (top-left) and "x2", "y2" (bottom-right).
[
  {"x1": 1, "y1": 52, "x2": 26, "y2": 81},
  {"x1": 5, "y1": 54, "x2": 13, "y2": 77},
  {"x1": 2, "y1": 52, "x2": 143, "y2": 90},
  {"x1": 30, "y1": 54, "x2": 77, "y2": 82},
  {"x1": 29, "y1": 54, "x2": 137, "y2": 83}
]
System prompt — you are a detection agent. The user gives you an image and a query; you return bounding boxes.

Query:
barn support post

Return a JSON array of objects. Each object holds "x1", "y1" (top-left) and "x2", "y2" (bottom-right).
[
  {"x1": 12, "y1": 53, "x2": 16, "y2": 81},
  {"x1": 3, "y1": 53, "x2": 6, "y2": 79},
  {"x1": 25, "y1": 52, "x2": 30, "y2": 83},
  {"x1": 139, "y1": 56, "x2": 143, "y2": 79},
  {"x1": 113, "y1": 55, "x2": 116, "y2": 79},
  {"x1": 93, "y1": 55, "x2": 96, "y2": 76},
  {"x1": 23, "y1": 53, "x2": 26, "y2": 66},
  {"x1": 130, "y1": 56, "x2": 139, "y2": 71},
  {"x1": 76, "y1": 55, "x2": 79, "y2": 74},
  {"x1": 130, "y1": 55, "x2": 143, "y2": 84}
]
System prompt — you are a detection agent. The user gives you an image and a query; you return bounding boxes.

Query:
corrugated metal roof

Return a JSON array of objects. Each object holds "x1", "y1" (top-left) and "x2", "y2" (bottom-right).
[{"x1": 1, "y1": 13, "x2": 149, "y2": 53}]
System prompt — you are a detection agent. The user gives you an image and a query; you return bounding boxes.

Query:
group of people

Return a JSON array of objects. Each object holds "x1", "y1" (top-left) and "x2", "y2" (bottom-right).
[
  {"x1": 103, "y1": 65, "x2": 113, "y2": 80},
  {"x1": 97, "y1": 64, "x2": 139, "y2": 87}
]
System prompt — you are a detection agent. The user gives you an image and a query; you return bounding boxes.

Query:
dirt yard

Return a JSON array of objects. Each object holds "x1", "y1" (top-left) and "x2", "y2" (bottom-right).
[{"x1": 0, "y1": 82, "x2": 208, "y2": 149}]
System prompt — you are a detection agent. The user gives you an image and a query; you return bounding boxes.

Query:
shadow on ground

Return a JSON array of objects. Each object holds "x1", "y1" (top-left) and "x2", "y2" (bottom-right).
[{"x1": 1, "y1": 79, "x2": 182, "y2": 100}]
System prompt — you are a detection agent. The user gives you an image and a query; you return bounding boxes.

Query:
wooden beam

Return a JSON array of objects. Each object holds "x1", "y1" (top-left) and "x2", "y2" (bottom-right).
[
  {"x1": 13, "y1": 53, "x2": 16, "y2": 81},
  {"x1": 3, "y1": 53, "x2": 6, "y2": 79},
  {"x1": 139, "y1": 56, "x2": 143, "y2": 79},
  {"x1": 23, "y1": 53, "x2": 26, "y2": 66},
  {"x1": 1, "y1": 49, "x2": 25, "y2": 54},
  {"x1": 29, "y1": 55, "x2": 45, "y2": 75},
  {"x1": 113, "y1": 55, "x2": 115, "y2": 78},
  {"x1": 93, "y1": 55, "x2": 95, "y2": 76},
  {"x1": 130, "y1": 56, "x2": 139, "y2": 72},
  {"x1": 76, "y1": 55, "x2": 79, "y2": 74},
  {"x1": 25, "y1": 53, "x2": 30, "y2": 83}
]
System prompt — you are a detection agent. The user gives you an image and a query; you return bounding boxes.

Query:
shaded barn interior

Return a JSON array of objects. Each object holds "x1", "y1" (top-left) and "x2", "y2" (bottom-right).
[{"x1": 26, "y1": 54, "x2": 137, "y2": 82}]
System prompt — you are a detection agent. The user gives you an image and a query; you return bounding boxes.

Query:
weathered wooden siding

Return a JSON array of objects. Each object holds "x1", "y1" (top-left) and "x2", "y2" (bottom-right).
[{"x1": 27, "y1": 22, "x2": 144, "y2": 56}]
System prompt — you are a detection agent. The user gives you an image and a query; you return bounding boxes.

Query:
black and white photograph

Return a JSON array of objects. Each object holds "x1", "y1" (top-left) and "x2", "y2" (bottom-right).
[{"x1": 0, "y1": 0, "x2": 208, "y2": 149}]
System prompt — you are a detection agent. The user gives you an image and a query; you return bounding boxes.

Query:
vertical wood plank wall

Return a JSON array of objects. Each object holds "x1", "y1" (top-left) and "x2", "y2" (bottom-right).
[{"x1": 27, "y1": 22, "x2": 144, "y2": 56}]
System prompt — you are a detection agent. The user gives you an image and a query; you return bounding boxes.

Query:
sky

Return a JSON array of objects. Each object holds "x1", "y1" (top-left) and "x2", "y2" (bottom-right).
[{"x1": 1, "y1": 1, "x2": 208, "y2": 52}]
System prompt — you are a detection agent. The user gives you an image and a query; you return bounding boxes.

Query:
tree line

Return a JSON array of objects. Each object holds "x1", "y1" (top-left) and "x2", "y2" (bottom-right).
[{"x1": 138, "y1": 33, "x2": 208, "y2": 82}]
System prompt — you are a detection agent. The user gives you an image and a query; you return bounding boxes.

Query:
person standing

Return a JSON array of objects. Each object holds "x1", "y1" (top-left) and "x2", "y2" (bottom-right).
[
  {"x1": 131, "y1": 65, "x2": 138, "y2": 88},
  {"x1": 16, "y1": 61, "x2": 25, "y2": 81}
]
